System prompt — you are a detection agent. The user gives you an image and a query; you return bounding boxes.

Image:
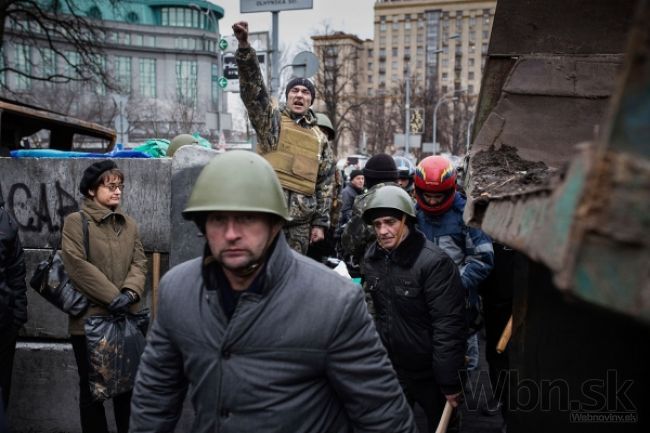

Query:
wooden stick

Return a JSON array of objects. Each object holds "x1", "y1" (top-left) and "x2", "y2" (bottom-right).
[
  {"x1": 496, "y1": 315, "x2": 513, "y2": 354},
  {"x1": 152, "y1": 252, "x2": 161, "y2": 319},
  {"x1": 435, "y1": 401, "x2": 454, "y2": 433}
]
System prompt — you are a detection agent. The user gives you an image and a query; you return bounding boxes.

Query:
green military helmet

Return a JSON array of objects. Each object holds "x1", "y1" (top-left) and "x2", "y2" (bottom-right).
[
  {"x1": 315, "y1": 113, "x2": 335, "y2": 141},
  {"x1": 362, "y1": 185, "x2": 416, "y2": 224},
  {"x1": 167, "y1": 134, "x2": 199, "y2": 157},
  {"x1": 183, "y1": 150, "x2": 290, "y2": 221}
]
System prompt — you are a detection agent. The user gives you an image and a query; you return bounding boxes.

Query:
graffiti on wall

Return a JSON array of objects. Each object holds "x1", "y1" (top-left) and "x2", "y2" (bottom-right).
[{"x1": 0, "y1": 181, "x2": 79, "y2": 237}]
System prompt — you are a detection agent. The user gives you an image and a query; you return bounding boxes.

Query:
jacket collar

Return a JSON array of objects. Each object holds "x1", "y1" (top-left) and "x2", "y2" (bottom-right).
[
  {"x1": 81, "y1": 197, "x2": 127, "y2": 224},
  {"x1": 365, "y1": 226, "x2": 426, "y2": 268}
]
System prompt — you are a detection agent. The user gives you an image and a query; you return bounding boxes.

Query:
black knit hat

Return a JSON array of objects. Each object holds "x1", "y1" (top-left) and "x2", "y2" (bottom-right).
[
  {"x1": 79, "y1": 160, "x2": 117, "y2": 196},
  {"x1": 363, "y1": 154, "x2": 398, "y2": 188},
  {"x1": 349, "y1": 169, "x2": 364, "y2": 182},
  {"x1": 285, "y1": 77, "x2": 315, "y2": 105}
]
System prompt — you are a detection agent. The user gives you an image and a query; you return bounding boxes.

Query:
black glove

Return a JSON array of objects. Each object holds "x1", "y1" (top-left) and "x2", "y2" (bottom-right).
[{"x1": 107, "y1": 289, "x2": 138, "y2": 314}]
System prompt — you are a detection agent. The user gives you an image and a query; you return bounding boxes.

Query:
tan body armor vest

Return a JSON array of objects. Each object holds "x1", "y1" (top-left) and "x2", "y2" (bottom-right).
[{"x1": 261, "y1": 115, "x2": 322, "y2": 196}]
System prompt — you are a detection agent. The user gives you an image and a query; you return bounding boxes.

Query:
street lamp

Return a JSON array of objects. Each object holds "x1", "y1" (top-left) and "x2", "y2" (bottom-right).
[{"x1": 432, "y1": 88, "x2": 466, "y2": 152}]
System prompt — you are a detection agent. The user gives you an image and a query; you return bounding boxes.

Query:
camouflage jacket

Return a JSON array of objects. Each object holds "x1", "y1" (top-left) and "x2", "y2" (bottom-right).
[
  {"x1": 236, "y1": 46, "x2": 334, "y2": 228},
  {"x1": 340, "y1": 182, "x2": 400, "y2": 266}
]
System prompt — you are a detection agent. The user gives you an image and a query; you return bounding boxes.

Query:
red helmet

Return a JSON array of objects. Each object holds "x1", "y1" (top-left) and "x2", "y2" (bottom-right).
[{"x1": 414, "y1": 156, "x2": 457, "y2": 214}]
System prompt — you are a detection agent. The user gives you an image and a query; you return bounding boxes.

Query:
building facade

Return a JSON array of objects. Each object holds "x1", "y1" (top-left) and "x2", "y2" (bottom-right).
[
  {"x1": 1, "y1": 0, "x2": 231, "y2": 145},
  {"x1": 312, "y1": 0, "x2": 496, "y2": 156}
]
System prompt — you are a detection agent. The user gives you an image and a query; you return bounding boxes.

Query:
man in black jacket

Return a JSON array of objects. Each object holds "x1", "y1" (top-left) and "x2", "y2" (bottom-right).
[
  {"x1": 0, "y1": 200, "x2": 27, "y2": 410},
  {"x1": 361, "y1": 185, "x2": 466, "y2": 433}
]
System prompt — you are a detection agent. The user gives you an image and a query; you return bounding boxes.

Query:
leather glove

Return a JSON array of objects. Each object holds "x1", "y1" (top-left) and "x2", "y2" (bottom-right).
[{"x1": 107, "y1": 289, "x2": 139, "y2": 314}]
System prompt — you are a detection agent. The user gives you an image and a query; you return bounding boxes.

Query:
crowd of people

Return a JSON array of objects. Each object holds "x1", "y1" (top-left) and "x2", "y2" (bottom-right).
[{"x1": 0, "y1": 19, "x2": 506, "y2": 433}]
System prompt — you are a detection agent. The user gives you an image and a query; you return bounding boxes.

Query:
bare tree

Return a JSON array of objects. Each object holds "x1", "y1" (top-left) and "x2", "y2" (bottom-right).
[
  {"x1": 436, "y1": 93, "x2": 477, "y2": 155},
  {"x1": 311, "y1": 29, "x2": 366, "y2": 157},
  {"x1": 0, "y1": 0, "x2": 121, "y2": 93}
]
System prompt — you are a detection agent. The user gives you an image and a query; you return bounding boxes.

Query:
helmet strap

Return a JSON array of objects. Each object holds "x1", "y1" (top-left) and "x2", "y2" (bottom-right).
[{"x1": 394, "y1": 214, "x2": 408, "y2": 247}]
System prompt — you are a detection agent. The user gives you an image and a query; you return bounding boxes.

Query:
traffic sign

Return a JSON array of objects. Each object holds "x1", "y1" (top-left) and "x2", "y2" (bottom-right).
[
  {"x1": 218, "y1": 36, "x2": 238, "y2": 53},
  {"x1": 218, "y1": 77, "x2": 228, "y2": 89},
  {"x1": 241, "y1": 0, "x2": 313, "y2": 13},
  {"x1": 219, "y1": 38, "x2": 228, "y2": 51}
]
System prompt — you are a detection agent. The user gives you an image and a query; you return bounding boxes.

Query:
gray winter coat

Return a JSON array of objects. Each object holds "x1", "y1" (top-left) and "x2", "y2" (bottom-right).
[{"x1": 130, "y1": 233, "x2": 416, "y2": 433}]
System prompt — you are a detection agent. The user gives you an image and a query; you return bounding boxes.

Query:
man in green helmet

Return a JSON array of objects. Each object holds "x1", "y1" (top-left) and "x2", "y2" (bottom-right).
[
  {"x1": 361, "y1": 185, "x2": 467, "y2": 433},
  {"x1": 130, "y1": 151, "x2": 417, "y2": 433},
  {"x1": 233, "y1": 21, "x2": 335, "y2": 255}
]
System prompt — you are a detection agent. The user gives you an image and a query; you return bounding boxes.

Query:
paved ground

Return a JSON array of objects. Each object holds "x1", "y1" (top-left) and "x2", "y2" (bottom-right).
[{"x1": 414, "y1": 331, "x2": 505, "y2": 433}]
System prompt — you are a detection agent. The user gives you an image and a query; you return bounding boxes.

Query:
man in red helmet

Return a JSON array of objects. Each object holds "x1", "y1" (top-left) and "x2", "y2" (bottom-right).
[{"x1": 414, "y1": 155, "x2": 494, "y2": 371}]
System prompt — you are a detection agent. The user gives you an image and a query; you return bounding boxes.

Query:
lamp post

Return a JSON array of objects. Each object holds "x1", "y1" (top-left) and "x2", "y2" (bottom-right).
[
  {"x1": 432, "y1": 88, "x2": 466, "y2": 152},
  {"x1": 404, "y1": 57, "x2": 411, "y2": 154}
]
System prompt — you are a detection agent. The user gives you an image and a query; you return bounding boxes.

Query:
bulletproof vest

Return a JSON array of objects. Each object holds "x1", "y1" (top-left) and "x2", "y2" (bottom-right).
[{"x1": 262, "y1": 115, "x2": 321, "y2": 196}]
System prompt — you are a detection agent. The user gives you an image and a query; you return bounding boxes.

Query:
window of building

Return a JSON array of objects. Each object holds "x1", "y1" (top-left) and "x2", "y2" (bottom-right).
[
  {"x1": 121, "y1": 33, "x2": 131, "y2": 45},
  {"x1": 469, "y1": 16, "x2": 476, "y2": 28},
  {"x1": 380, "y1": 16, "x2": 387, "y2": 32},
  {"x1": 391, "y1": 60, "x2": 398, "y2": 70},
  {"x1": 126, "y1": 12, "x2": 139, "y2": 24},
  {"x1": 115, "y1": 56, "x2": 132, "y2": 93},
  {"x1": 392, "y1": 21, "x2": 399, "y2": 31},
  {"x1": 442, "y1": 72, "x2": 448, "y2": 80},
  {"x1": 176, "y1": 60, "x2": 198, "y2": 105},
  {"x1": 40, "y1": 48, "x2": 56, "y2": 80},
  {"x1": 15, "y1": 44, "x2": 32, "y2": 90},
  {"x1": 379, "y1": 48, "x2": 386, "y2": 58},
  {"x1": 162, "y1": 7, "x2": 203, "y2": 29},
  {"x1": 139, "y1": 58, "x2": 157, "y2": 97},
  {"x1": 468, "y1": 84, "x2": 474, "y2": 94},
  {"x1": 468, "y1": 71, "x2": 475, "y2": 80},
  {"x1": 469, "y1": 58, "x2": 475, "y2": 67},
  {"x1": 368, "y1": 74, "x2": 373, "y2": 83},
  {"x1": 175, "y1": 38, "x2": 197, "y2": 50},
  {"x1": 368, "y1": 48, "x2": 373, "y2": 57},
  {"x1": 87, "y1": 6, "x2": 102, "y2": 20},
  {"x1": 63, "y1": 50, "x2": 79, "y2": 82},
  {"x1": 380, "y1": 36, "x2": 386, "y2": 46},
  {"x1": 404, "y1": 47, "x2": 411, "y2": 57},
  {"x1": 483, "y1": 30, "x2": 490, "y2": 39},
  {"x1": 442, "y1": 85, "x2": 448, "y2": 93},
  {"x1": 392, "y1": 47, "x2": 398, "y2": 57},
  {"x1": 94, "y1": 55, "x2": 107, "y2": 95}
]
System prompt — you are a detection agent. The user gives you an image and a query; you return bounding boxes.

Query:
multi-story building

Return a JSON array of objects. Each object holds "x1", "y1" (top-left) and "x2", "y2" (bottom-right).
[
  {"x1": 311, "y1": 32, "x2": 369, "y2": 157},
  {"x1": 312, "y1": 0, "x2": 496, "y2": 156},
  {"x1": 1, "y1": 0, "x2": 235, "y2": 144}
]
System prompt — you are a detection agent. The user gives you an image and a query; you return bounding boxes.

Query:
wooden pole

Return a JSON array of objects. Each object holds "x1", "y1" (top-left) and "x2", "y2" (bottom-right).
[
  {"x1": 435, "y1": 401, "x2": 454, "y2": 433},
  {"x1": 496, "y1": 315, "x2": 513, "y2": 354},
  {"x1": 152, "y1": 252, "x2": 161, "y2": 319}
]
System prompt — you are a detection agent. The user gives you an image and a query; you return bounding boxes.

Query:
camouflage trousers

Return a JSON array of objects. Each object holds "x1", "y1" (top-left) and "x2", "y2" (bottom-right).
[{"x1": 283, "y1": 222, "x2": 311, "y2": 255}]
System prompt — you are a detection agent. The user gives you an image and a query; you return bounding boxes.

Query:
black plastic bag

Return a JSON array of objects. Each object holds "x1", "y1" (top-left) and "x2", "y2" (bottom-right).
[
  {"x1": 84, "y1": 310, "x2": 150, "y2": 401},
  {"x1": 30, "y1": 251, "x2": 89, "y2": 317}
]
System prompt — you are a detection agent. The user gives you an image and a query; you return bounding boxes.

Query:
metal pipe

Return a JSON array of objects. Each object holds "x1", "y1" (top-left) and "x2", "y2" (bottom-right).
[{"x1": 404, "y1": 60, "x2": 411, "y2": 154}]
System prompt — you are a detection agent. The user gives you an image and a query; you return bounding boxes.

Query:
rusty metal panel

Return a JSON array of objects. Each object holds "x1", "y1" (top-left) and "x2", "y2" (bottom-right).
[{"x1": 489, "y1": 0, "x2": 636, "y2": 56}]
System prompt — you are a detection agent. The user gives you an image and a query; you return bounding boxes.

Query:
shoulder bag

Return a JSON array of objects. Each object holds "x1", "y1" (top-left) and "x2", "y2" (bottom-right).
[{"x1": 29, "y1": 211, "x2": 90, "y2": 317}]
